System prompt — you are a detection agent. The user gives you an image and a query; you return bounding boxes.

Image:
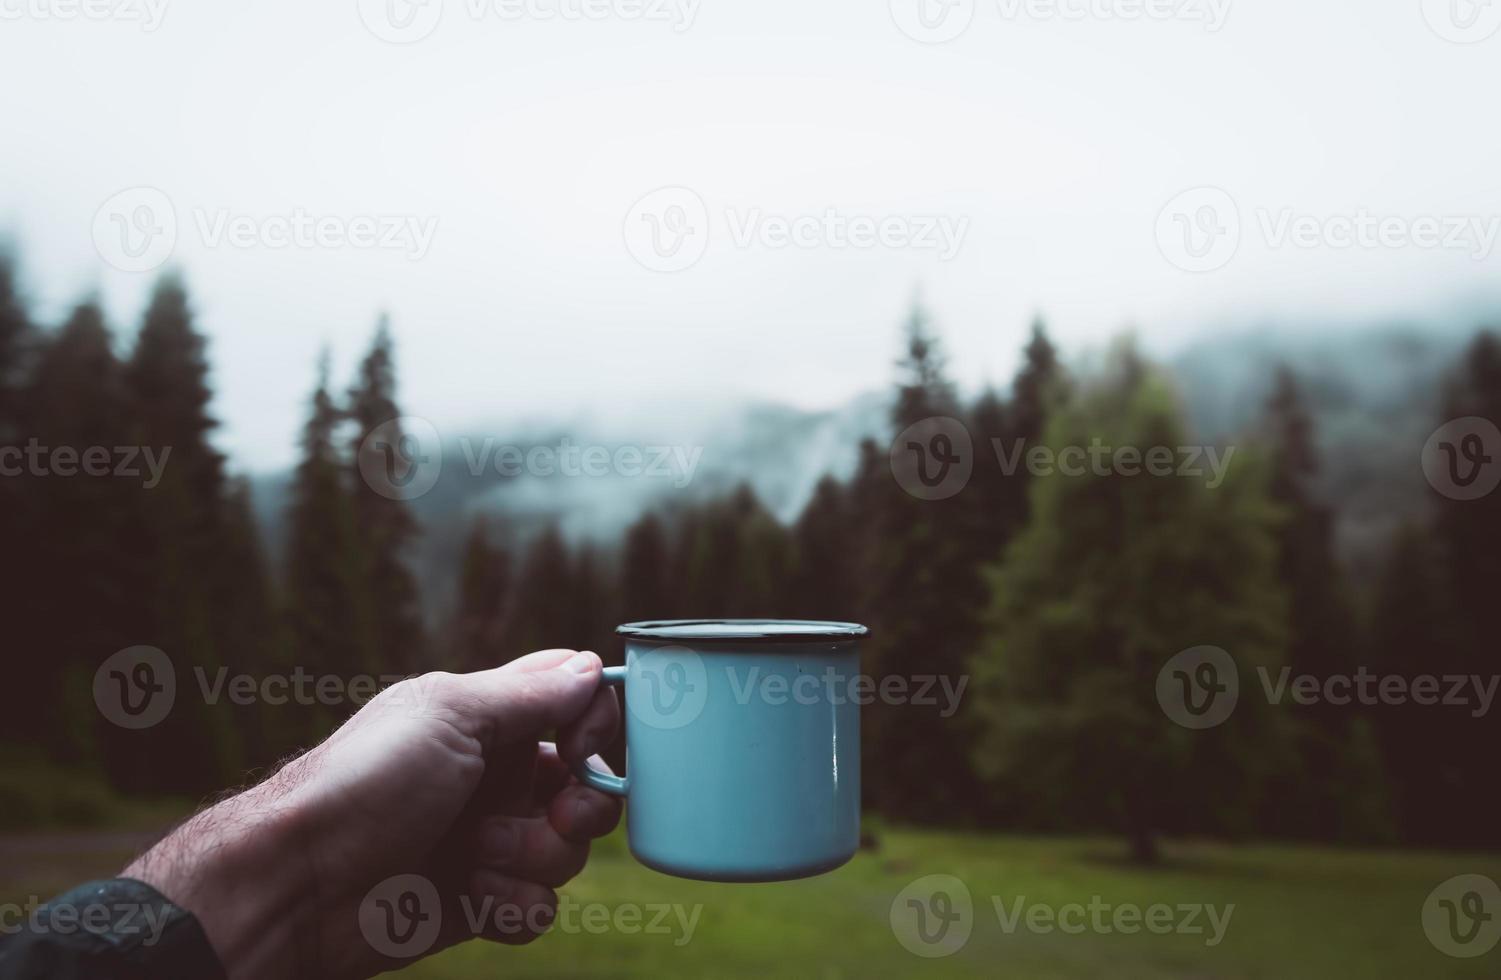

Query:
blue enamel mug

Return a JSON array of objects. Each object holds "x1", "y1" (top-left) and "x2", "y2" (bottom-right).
[{"x1": 572, "y1": 620, "x2": 867, "y2": 882}]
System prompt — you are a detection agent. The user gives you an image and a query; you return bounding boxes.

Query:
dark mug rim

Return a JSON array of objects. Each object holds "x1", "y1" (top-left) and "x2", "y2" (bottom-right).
[{"x1": 617, "y1": 619, "x2": 868, "y2": 642}]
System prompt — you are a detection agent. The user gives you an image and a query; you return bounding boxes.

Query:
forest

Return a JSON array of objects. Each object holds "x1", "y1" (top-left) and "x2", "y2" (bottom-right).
[{"x1": 0, "y1": 249, "x2": 1496, "y2": 861}]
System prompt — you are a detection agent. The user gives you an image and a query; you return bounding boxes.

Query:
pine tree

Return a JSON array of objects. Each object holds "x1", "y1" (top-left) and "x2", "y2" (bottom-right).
[
  {"x1": 505, "y1": 526, "x2": 575, "y2": 660},
  {"x1": 1425, "y1": 330, "x2": 1501, "y2": 847},
  {"x1": 789, "y1": 476, "x2": 856, "y2": 620},
  {"x1": 864, "y1": 304, "x2": 989, "y2": 824},
  {"x1": 1260, "y1": 366, "x2": 1390, "y2": 841},
  {"x1": 0, "y1": 252, "x2": 37, "y2": 748},
  {"x1": 620, "y1": 512, "x2": 671, "y2": 621},
  {"x1": 1368, "y1": 524, "x2": 1466, "y2": 845},
  {"x1": 969, "y1": 343, "x2": 1290, "y2": 862},
  {"x1": 284, "y1": 354, "x2": 372, "y2": 735},
  {"x1": 26, "y1": 303, "x2": 150, "y2": 778},
  {"x1": 121, "y1": 274, "x2": 244, "y2": 792},
  {"x1": 348, "y1": 319, "x2": 427, "y2": 672},
  {"x1": 453, "y1": 516, "x2": 511, "y2": 672}
]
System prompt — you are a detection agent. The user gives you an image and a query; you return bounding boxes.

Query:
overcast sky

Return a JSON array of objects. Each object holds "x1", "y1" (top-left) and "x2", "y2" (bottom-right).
[{"x1": 2, "y1": 0, "x2": 1499, "y2": 469}]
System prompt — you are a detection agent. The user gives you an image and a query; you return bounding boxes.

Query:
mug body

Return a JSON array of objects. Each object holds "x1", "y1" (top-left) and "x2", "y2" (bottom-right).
[{"x1": 617, "y1": 620, "x2": 865, "y2": 882}]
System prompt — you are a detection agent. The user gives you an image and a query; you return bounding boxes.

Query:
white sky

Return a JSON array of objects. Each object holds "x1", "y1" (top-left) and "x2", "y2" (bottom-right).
[{"x1": 2, "y1": 0, "x2": 1499, "y2": 469}]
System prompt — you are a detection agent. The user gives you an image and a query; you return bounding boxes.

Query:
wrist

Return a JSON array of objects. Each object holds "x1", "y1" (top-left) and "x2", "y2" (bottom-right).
[{"x1": 126, "y1": 780, "x2": 318, "y2": 978}]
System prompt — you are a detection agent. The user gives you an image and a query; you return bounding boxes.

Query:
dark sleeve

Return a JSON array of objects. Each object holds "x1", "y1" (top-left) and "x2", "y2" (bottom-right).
[{"x1": 0, "y1": 878, "x2": 225, "y2": 980}]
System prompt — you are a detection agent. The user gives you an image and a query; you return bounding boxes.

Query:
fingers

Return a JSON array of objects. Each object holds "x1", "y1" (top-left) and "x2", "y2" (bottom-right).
[
  {"x1": 557, "y1": 678, "x2": 621, "y2": 767},
  {"x1": 466, "y1": 869, "x2": 558, "y2": 945},
  {"x1": 473, "y1": 815, "x2": 590, "y2": 888},
  {"x1": 548, "y1": 770, "x2": 624, "y2": 842},
  {"x1": 436, "y1": 649, "x2": 604, "y2": 747}
]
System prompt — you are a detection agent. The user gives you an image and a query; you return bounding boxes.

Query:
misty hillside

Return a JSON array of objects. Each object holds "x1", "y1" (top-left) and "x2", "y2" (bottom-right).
[{"x1": 247, "y1": 320, "x2": 1482, "y2": 623}]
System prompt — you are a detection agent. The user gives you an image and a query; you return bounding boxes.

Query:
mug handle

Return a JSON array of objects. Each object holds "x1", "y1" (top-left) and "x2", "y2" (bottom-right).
[{"x1": 571, "y1": 665, "x2": 629, "y2": 797}]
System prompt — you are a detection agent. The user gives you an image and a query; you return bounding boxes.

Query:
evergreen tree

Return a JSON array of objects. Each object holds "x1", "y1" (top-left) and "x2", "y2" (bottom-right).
[
  {"x1": 25, "y1": 303, "x2": 148, "y2": 776},
  {"x1": 864, "y1": 304, "x2": 989, "y2": 824},
  {"x1": 453, "y1": 516, "x2": 511, "y2": 672},
  {"x1": 619, "y1": 512, "x2": 671, "y2": 621},
  {"x1": 1260, "y1": 366, "x2": 1390, "y2": 841},
  {"x1": 789, "y1": 476, "x2": 857, "y2": 620},
  {"x1": 0, "y1": 252, "x2": 36, "y2": 747},
  {"x1": 505, "y1": 526, "x2": 575, "y2": 660},
  {"x1": 348, "y1": 320, "x2": 427, "y2": 672},
  {"x1": 970, "y1": 343, "x2": 1290, "y2": 862},
  {"x1": 284, "y1": 355, "x2": 372, "y2": 735},
  {"x1": 122, "y1": 274, "x2": 244, "y2": 792},
  {"x1": 1368, "y1": 524, "x2": 1467, "y2": 845},
  {"x1": 1425, "y1": 330, "x2": 1501, "y2": 846},
  {"x1": 965, "y1": 319, "x2": 1064, "y2": 583}
]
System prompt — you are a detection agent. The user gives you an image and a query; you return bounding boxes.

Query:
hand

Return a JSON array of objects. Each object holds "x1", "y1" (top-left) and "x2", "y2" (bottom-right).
[{"x1": 125, "y1": 649, "x2": 624, "y2": 979}]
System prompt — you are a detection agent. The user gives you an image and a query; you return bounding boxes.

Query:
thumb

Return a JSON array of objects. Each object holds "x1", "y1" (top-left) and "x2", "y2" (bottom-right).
[{"x1": 442, "y1": 649, "x2": 603, "y2": 746}]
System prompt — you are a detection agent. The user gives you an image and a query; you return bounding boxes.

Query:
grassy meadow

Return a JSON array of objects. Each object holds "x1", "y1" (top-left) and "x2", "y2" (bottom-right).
[{"x1": 3, "y1": 819, "x2": 1496, "y2": 978}]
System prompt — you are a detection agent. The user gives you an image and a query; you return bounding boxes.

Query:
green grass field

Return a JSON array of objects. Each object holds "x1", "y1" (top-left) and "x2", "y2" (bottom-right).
[{"x1": 4, "y1": 824, "x2": 1496, "y2": 977}]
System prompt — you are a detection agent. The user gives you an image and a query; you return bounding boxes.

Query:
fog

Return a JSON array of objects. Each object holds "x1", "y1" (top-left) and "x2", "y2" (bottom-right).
[{"x1": 2, "y1": 0, "x2": 1499, "y2": 469}]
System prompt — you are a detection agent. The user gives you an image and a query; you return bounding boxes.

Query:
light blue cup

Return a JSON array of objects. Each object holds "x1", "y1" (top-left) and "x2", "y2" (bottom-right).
[{"x1": 573, "y1": 620, "x2": 867, "y2": 882}]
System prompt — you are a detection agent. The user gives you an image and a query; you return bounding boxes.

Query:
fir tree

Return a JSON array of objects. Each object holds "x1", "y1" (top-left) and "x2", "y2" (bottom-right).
[{"x1": 348, "y1": 319, "x2": 427, "y2": 672}]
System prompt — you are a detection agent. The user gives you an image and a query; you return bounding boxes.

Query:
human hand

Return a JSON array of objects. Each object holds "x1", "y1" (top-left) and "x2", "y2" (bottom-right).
[{"x1": 125, "y1": 649, "x2": 623, "y2": 979}]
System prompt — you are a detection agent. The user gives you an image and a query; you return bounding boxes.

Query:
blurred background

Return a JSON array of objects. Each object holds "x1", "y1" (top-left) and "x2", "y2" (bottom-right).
[{"x1": 1, "y1": 1, "x2": 1499, "y2": 976}]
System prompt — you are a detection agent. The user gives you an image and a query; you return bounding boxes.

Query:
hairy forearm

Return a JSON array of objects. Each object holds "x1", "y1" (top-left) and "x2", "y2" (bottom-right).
[{"x1": 125, "y1": 775, "x2": 318, "y2": 979}]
